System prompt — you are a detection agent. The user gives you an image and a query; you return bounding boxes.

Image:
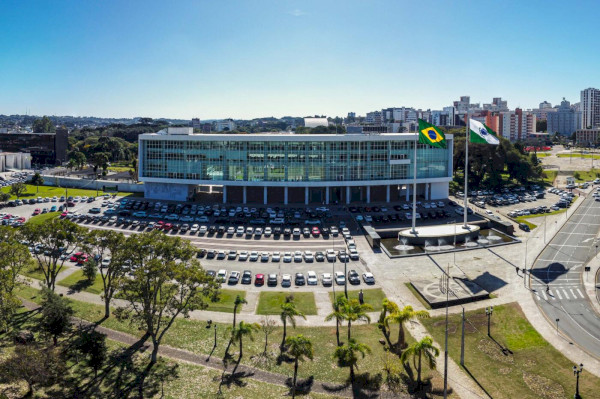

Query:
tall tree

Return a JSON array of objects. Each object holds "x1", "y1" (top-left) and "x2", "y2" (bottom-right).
[
  {"x1": 32, "y1": 116, "x2": 55, "y2": 133},
  {"x1": 325, "y1": 295, "x2": 348, "y2": 347},
  {"x1": 82, "y1": 230, "x2": 126, "y2": 318},
  {"x1": 0, "y1": 228, "x2": 33, "y2": 331},
  {"x1": 377, "y1": 298, "x2": 399, "y2": 350},
  {"x1": 115, "y1": 230, "x2": 219, "y2": 365},
  {"x1": 231, "y1": 321, "x2": 259, "y2": 361},
  {"x1": 280, "y1": 296, "x2": 306, "y2": 350},
  {"x1": 332, "y1": 338, "x2": 372, "y2": 384},
  {"x1": 400, "y1": 336, "x2": 439, "y2": 390},
  {"x1": 30, "y1": 172, "x2": 44, "y2": 193},
  {"x1": 260, "y1": 316, "x2": 277, "y2": 356},
  {"x1": 21, "y1": 218, "x2": 87, "y2": 291},
  {"x1": 385, "y1": 306, "x2": 430, "y2": 352},
  {"x1": 75, "y1": 329, "x2": 108, "y2": 378},
  {"x1": 342, "y1": 298, "x2": 372, "y2": 341},
  {"x1": 232, "y1": 294, "x2": 247, "y2": 328},
  {"x1": 285, "y1": 334, "x2": 314, "y2": 399},
  {"x1": 39, "y1": 288, "x2": 74, "y2": 345},
  {"x1": 9, "y1": 182, "x2": 26, "y2": 199}
]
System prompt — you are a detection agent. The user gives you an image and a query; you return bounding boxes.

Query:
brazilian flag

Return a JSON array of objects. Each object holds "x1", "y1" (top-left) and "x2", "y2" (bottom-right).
[{"x1": 418, "y1": 119, "x2": 446, "y2": 149}]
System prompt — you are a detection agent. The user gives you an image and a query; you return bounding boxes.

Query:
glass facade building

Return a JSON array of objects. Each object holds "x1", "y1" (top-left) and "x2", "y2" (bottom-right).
[{"x1": 139, "y1": 129, "x2": 453, "y2": 203}]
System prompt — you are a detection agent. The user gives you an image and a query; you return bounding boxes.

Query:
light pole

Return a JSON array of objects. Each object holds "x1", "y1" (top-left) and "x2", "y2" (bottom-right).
[
  {"x1": 573, "y1": 363, "x2": 583, "y2": 399},
  {"x1": 485, "y1": 306, "x2": 494, "y2": 337},
  {"x1": 556, "y1": 318, "x2": 560, "y2": 335}
]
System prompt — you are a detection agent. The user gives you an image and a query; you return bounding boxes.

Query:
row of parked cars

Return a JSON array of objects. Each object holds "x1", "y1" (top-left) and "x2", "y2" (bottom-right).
[
  {"x1": 212, "y1": 269, "x2": 375, "y2": 287},
  {"x1": 197, "y1": 246, "x2": 359, "y2": 263}
]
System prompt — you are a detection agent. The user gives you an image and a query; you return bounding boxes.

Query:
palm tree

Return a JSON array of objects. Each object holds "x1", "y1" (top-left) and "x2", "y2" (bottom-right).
[
  {"x1": 280, "y1": 297, "x2": 306, "y2": 350},
  {"x1": 325, "y1": 295, "x2": 348, "y2": 346},
  {"x1": 232, "y1": 295, "x2": 247, "y2": 328},
  {"x1": 378, "y1": 298, "x2": 399, "y2": 349},
  {"x1": 401, "y1": 336, "x2": 439, "y2": 390},
  {"x1": 333, "y1": 338, "x2": 372, "y2": 384},
  {"x1": 386, "y1": 305, "x2": 430, "y2": 352},
  {"x1": 285, "y1": 334, "x2": 314, "y2": 398},
  {"x1": 342, "y1": 299, "x2": 372, "y2": 341},
  {"x1": 232, "y1": 321, "x2": 260, "y2": 361}
]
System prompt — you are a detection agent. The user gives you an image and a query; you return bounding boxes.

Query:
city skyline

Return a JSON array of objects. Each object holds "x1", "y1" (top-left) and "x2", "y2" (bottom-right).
[{"x1": 1, "y1": 0, "x2": 600, "y2": 119}]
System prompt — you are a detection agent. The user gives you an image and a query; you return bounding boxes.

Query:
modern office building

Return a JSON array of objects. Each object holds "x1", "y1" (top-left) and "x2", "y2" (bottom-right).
[
  {"x1": 138, "y1": 127, "x2": 453, "y2": 204},
  {"x1": 0, "y1": 128, "x2": 68, "y2": 165},
  {"x1": 0, "y1": 152, "x2": 32, "y2": 171},
  {"x1": 581, "y1": 87, "x2": 600, "y2": 128},
  {"x1": 547, "y1": 98, "x2": 581, "y2": 136}
]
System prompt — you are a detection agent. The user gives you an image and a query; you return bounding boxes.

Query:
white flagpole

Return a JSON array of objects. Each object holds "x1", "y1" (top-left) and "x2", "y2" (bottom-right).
[
  {"x1": 411, "y1": 133, "x2": 418, "y2": 234},
  {"x1": 463, "y1": 114, "x2": 469, "y2": 229}
]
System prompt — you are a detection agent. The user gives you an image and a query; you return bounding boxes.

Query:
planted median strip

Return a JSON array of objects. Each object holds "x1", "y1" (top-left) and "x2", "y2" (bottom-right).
[
  {"x1": 256, "y1": 292, "x2": 317, "y2": 315},
  {"x1": 329, "y1": 288, "x2": 385, "y2": 312}
]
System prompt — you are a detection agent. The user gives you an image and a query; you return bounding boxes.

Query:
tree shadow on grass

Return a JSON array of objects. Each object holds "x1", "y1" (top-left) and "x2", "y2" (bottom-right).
[
  {"x1": 285, "y1": 375, "x2": 315, "y2": 396},
  {"x1": 65, "y1": 278, "x2": 94, "y2": 294}
]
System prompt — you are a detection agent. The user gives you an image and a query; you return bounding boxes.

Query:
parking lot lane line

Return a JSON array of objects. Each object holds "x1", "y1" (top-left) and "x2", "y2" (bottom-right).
[
  {"x1": 562, "y1": 289, "x2": 570, "y2": 299},
  {"x1": 577, "y1": 288, "x2": 585, "y2": 298},
  {"x1": 541, "y1": 291, "x2": 548, "y2": 300}
]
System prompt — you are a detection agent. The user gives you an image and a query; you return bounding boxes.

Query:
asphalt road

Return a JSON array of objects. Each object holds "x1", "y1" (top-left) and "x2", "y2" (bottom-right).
[{"x1": 531, "y1": 194, "x2": 600, "y2": 357}]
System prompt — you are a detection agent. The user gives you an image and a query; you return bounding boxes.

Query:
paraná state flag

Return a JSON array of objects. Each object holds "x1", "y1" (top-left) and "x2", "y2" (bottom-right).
[
  {"x1": 469, "y1": 119, "x2": 499, "y2": 145},
  {"x1": 417, "y1": 119, "x2": 446, "y2": 149}
]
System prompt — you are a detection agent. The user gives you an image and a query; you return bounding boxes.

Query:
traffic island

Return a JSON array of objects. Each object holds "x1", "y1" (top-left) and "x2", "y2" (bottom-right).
[{"x1": 410, "y1": 276, "x2": 490, "y2": 308}]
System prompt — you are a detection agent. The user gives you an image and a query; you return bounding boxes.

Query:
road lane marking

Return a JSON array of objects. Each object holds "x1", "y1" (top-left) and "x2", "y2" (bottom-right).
[
  {"x1": 561, "y1": 304, "x2": 600, "y2": 344},
  {"x1": 555, "y1": 290, "x2": 563, "y2": 300},
  {"x1": 577, "y1": 288, "x2": 584, "y2": 298},
  {"x1": 541, "y1": 291, "x2": 547, "y2": 300},
  {"x1": 562, "y1": 289, "x2": 570, "y2": 299}
]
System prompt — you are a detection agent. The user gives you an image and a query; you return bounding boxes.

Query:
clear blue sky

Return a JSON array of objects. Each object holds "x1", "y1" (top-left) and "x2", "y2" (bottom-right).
[{"x1": 1, "y1": 0, "x2": 599, "y2": 120}]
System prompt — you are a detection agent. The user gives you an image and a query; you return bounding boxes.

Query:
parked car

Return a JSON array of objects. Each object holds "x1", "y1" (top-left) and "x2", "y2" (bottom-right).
[
  {"x1": 241, "y1": 270, "x2": 252, "y2": 284},
  {"x1": 347, "y1": 270, "x2": 360, "y2": 285},
  {"x1": 228, "y1": 271, "x2": 240, "y2": 285},
  {"x1": 334, "y1": 271, "x2": 346, "y2": 285},
  {"x1": 306, "y1": 271, "x2": 318, "y2": 285},
  {"x1": 255, "y1": 273, "x2": 265, "y2": 286},
  {"x1": 362, "y1": 272, "x2": 375, "y2": 284},
  {"x1": 294, "y1": 273, "x2": 305, "y2": 286}
]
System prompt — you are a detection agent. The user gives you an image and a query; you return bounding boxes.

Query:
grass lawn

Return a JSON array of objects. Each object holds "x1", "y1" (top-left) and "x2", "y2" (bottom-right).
[
  {"x1": 541, "y1": 170, "x2": 557, "y2": 185},
  {"x1": 557, "y1": 153, "x2": 600, "y2": 159},
  {"x1": 26, "y1": 211, "x2": 60, "y2": 225},
  {"x1": 22, "y1": 263, "x2": 70, "y2": 281},
  {"x1": 256, "y1": 291, "x2": 317, "y2": 315},
  {"x1": 1, "y1": 184, "x2": 138, "y2": 200},
  {"x1": 57, "y1": 269, "x2": 105, "y2": 294},
  {"x1": 1, "y1": 307, "x2": 332, "y2": 399},
  {"x1": 107, "y1": 166, "x2": 133, "y2": 173},
  {"x1": 572, "y1": 170, "x2": 600, "y2": 182},
  {"x1": 205, "y1": 289, "x2": 246, "y2": 313},
  {"x1": 513, "y1": 217, "x2": 537, "y2": 230},
  {"x1": 421, "y1": 302, "x2": 600, "y2": 399},
  {"x1": 328, "y1": 288, "x2": 385, "y2": 312},
  {"x1": 15, "y1": 285, "x2": 457, "y2": 394}
]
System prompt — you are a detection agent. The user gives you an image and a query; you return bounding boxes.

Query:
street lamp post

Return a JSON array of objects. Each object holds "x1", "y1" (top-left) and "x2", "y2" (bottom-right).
[
  {"x1": 556, "y1": 318, "x2": 560, "y2": 334},
  {"x1": 573, "y1": 363, "x2": 583, "y2": 399},
  {"x1": 485, "y1": 306, "x2": 494, "y2": 337}
]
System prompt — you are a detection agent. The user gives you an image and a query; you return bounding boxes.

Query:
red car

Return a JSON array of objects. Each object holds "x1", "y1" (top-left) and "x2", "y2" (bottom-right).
[
  {"x1": 163, "y1": 223, "x2": 172, "y2": 231},
  {"x1": 255, "y1": 273, "x2": 265, "y2": 286},
  {"x1": 311, "y1": 227, "x2": 320, "y2": 237},
  {"x1": 70, "y1": 252, "x2": 84, "y2": 262},
  {"x1": 155, "y1": 221, "x2": 164, "y2": 229},
  {"x1": 33, "y1": 208, "x2": 41, "y2": 216},
  {"x1": 3, "y1": 214, "x2": 12, "y2": 219},
  {"x1": 60, "y1": 212, "x2": 68, "y2": 218}
]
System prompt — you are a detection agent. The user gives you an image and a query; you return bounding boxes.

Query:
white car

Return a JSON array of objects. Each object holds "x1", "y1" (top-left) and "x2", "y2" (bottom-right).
[
  {"x1": 293, "y1": 227, "x2": 301, "y2": 237},
  {"x1": 238, "y1": 251, "x2": 249, "y2": 261},
  {"x1": 246, "y1": 227, "x2": 254, "y2": 235},
  {"x1": 261, "y1": 252, "x2": 270, "y2": 262},
  {"x1": 227, "y1": 226, "x2": 235, "y2": 235},
  {"x1": 271, "y1": 251, "x2": 281, "y2": 262},
  {"x1": 303, "y1": 250, "x2": 314, "y2": 262},
  {"x1": 307, "y1": 271, "x2": 318, "y2": 285},
  {"x1": 334, "y1": 271, "x2": 346, "y2": 285},
  {"x1": 236, "y1": 226, "x2": 245, "y2": 235},
  {"x1": 264, "y1": 227, "x2": 272, "y2": 236},
  {"x1": 294, "y1": 251, "x2": 303, "y2": 262},
  {"x1": 326, "y1": 249, "x2": 337, "y2": 262},
  {"x1": 216, "y1": 269, "x2": 227, "y2": 282},
  {"x1": 255, "y1": 227, "x2": 263, "y2": 237},
  {"x1": 362, "y1": 272, "x2": 375, "y2": 284},
  {"x1": 199, "y1": 225, "x2": 208, "y2": 234},
  {"x1": 101, "y1": 258, "x2": 111, "y2": 268},
  {"x1": 249, "y1": 251, "x2": 259, "y2": 261},
  {"x1": 283, "y1": 252, "x2": 293, "y2": 263},
  {"x1": 321, "y1": 273, "x2": 333, "y2": 286}
]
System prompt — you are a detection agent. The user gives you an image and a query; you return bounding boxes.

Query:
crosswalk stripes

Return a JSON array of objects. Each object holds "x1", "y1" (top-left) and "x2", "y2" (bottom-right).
[{"x1": 535, "y1": 287, "x2": 587, "y2": 301}]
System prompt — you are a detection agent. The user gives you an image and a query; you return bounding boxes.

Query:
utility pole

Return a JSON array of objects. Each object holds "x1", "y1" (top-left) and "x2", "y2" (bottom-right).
[{"x1": 460, "y1": 307, "x2": 465, "y2": 366}]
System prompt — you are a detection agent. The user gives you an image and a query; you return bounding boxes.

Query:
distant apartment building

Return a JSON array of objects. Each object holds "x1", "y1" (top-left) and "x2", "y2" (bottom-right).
[
  {"x1": 365, "y1": 111, "x2": 383, "y2": 124},
  {"x1": 575, "y1": 128, "x2": 600, "y2": 145},
  {"x1": 547, "y1": 98, "x2": 581, "y2": 136},
  {"x1": 304, "y1": 117, "x2": 329, "y2": 128},
  {"x1": 581, "y1": 87, "x2": 600, "y2": 128},
  {"x1": 201, "y1": 123, "x2": 212, "y2": 133},
  {"x1": 482, "y1": 97, "x2": 508, "y2": 112},
  {"x1": 191, "y1": 118, "x2": 201, "y2": 129},
  {"x1": 453, "y1": 96, "x2": 481, "y2": 113},
  {"x1": 498, "y1": 109, "x2": 536, "y2": 141},
  {"x1": 539, "y1": 101, "x2": 552, "y2": 109},
  {"x1": 215, "y1": 119, "x2": 236, "y2": 132}
]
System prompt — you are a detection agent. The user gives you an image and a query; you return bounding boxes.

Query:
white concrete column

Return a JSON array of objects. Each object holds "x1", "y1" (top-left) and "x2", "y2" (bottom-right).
[
  {"x1": 223, "y1": 186, "x2": 227, "y2": 204},
  {"x1": 243, "y1": 186, "x2": 247, "y2": 204},
  {"x1": 325, "y1": 187, "x2": 330, "y2": 205},
  {"x1": 284, "y1": 186, "x2": 288, "y2": 205},
  {"x1": 386, "y1": 185, "x2": 391, "y2": 203},
  {"x1": 346, "y1": 186, "x2": 351, "y2": 204},
  {"x1": 366, "y1": 186, "x2": 371, "y2": 203},
  {"x1": 263, "y1": 186, "x2": 268, "y2": 205},
  {"x1": 305, "y1": 187, "x2": 309, "y2": 205}
]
